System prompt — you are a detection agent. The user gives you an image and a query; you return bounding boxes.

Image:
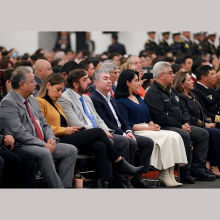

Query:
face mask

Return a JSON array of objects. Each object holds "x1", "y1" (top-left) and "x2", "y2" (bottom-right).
[{"x1": 12, "y1": 52, "x2": 18, "y2": 58}]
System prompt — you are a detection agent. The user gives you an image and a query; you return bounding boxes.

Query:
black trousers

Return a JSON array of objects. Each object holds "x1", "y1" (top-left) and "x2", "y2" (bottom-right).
[
  {"x1": 0, "y1": 148, "x2": 36, "y2": 188},
  {"x1": 59, "y1": 128, "x2": 119, "y2": 180},
  {"x1": 162, "y1": 125, "x2": 209, "y2": 176},
  {"x1": 0, "y1": 156, "x2": 3, "y2": 183}
]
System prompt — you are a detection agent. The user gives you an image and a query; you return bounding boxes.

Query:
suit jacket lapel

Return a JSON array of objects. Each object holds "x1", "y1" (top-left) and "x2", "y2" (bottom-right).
[
  {"x1": 11, "y1": 90, "x2": 35, "y2": 134},
  {"x1": 67, "y1": 89, "x2": 88, "y2": 122}
]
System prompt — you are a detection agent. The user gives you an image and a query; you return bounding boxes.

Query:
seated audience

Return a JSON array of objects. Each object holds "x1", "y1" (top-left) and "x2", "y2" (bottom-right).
[
  {"x1": 91, "y1": 59, "x2": 102, "y2": 71},
  {"x1": 0, "y1": 66, "x2": 77, "y2": 188},
  {"x1": 79, "y1": 60, "x2": 95, "y2": 83},
  {"x1": 115, "y1": 69, "x2": 188, "y2": 187},
  {"x1": 171, "y1": 63, "x2": 183, "y2": 75},
  {"x1": 13, "y1": 60, "x2": 32, "y2": 69},
  {"x1": 36, "y1": 73, "x2": 144, "y2": 188},
  {"x1": 44, "y1": 50, "x2": 55, "y2": 64},
  {"x1": 57, "y1": 69, "x2": 144, "y2": 188},
  {"x1": 192, "y1": 65, "x2": 220, "y2": 129},
  {"x1": 90, "y1": 70, "x2": 154, "y2": 188},
  {"x1": 34, "y1": 59, "x2": 53, "y2": 96},
  {"x1": 144, "y1": 61, "x2": 215, "y2": 183},
  {"x1": 180, "y1": 55, "x2": 193, "y2": 73},
  {"x1": 0, "y1": 60, "x2": 13, "y2": 69},
  {"x1": 173, "y1": 71, "x2": 220, "y2": 177},
  {"x1": 120, "y1": 62, "x2": 136, "y2": 74},
  {"x1": 0, "y1": 69, "x2": 13, "y2": 102},
  {"x1": 108, "y1": 53, "x2": 121, "y2": 67}
]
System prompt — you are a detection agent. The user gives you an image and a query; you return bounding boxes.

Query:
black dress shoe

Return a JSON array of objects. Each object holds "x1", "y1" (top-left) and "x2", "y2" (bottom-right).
[
  {"x1": 130, "y1": 180, "x2": 155, "y2": 188},
  {"x1": 91, "y1": 179, "x2": 106, "y2": 188},
  {"x1": 108, "y1": 180, "x2": 127, "y2": 188},
  {"x1": 121, "y1": 179, "x2": 135, "y2": 188},
  {"x1": 180, "y1": 175, "x2": 195, "y2": 184},
  {"x1": 205, "y1": 168, "x2": 216, "y2": 176},
  {"x1": 191, "y1": 171, "x2": 216, "y2": 181}
]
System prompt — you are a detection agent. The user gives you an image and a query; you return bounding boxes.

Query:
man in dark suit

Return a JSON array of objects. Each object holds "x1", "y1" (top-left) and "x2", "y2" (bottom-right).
[
  {"x1": 34, "y1": 59, "x2": 53, "y2": 96},
  {"x1": 90, "y1": 70, "x2": 154, "y2": 188},
  {"x1": 145, "y1": 32, "x2": 158, "y2": 53},
  {"x1": 192, "y1": 65, "x2": 220, "y2": 129},
  {"x1": 0, "y1": 66, "x2": 77, "y2": 188},
  {"x1": 108, "y1": 34, "x2": 126, "y2": 56}
]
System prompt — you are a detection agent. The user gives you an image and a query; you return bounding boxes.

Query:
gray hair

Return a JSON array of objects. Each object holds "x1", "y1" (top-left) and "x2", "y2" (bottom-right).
[
  {"x1": 93, "y1": 69, "x2": 109, "y2": 82},
  {"x1": 100, "y1": 62, "x2": 118, "y2": 74},
  {"x1": 153, "y1": 61, "x2": 171, "y2": 79},
  {"x1": 127, "y1": 55, "x2": 138, "y2": 63},
  {"x1": 55, "y1": 51, "x2": 65, "y2": 60},
  {"x1": 44, "y1": 49, "x2": 54, "y2": 55},
  {"x1": 11, "y1": 66, "x2": 33, "y2": 89}
]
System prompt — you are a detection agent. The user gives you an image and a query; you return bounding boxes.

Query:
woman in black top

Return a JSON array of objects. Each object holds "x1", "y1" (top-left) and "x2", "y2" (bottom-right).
[
  {"x1": 173, "y1": 71, "x2": 220, "y2": 177},
  {"x1": 0, "y1": 69, "x2": 13, "y2": 102}
]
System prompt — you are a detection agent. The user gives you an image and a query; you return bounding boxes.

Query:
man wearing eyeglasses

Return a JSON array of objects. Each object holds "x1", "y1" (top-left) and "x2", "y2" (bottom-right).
[
  {"x1": 0, "y1": 66, "x2": 77, "y2": 188},
  {"x1": 144, "y1": 61, "x2": 216, "y2": 184}
]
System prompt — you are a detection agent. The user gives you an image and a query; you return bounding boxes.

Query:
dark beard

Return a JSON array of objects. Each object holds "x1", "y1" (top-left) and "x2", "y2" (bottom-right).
[{"x1": 78, "y1": 83, "x2": 90, "y2": 94}]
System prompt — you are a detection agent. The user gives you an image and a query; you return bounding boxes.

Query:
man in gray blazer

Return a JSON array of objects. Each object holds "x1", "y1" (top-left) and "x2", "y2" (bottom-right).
[
  {"x1": 0, "y1": 66, "x2": 77, "y2": 188},
  {"x1": 57, "y1": 69, "x2": 138, "y2": 188}
]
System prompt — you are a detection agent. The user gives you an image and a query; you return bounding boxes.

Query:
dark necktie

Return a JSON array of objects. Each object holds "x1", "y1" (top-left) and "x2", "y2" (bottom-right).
[{"x1": 24, "y1": 100, "x2": 44, "y2": 141}]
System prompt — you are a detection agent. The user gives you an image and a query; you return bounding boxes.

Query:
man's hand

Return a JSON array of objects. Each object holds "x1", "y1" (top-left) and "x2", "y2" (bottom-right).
[
  {"x1": 44, "y1": 143, "x2": 55, "y2": 153},
  {"x1": 4, "y1": 135, "x2": 14, "y2": 151},
  {"x1": 126, "y1": 132, "x2": 136, "y2": 141},
  {"x1": 182, "y1": 123, "x2": 191, "y2": 133},
  {"x1": 139, "y1": 72, "x2": 147, "y2": 86},
  {"x1": 205, "y1": 123, "x2": 216, "y2": 128},
  {"x1": 47, "y1": 139, "x2": 56, "y2": 153},
  {"x1": 106, "y1": 131, "x2": 113, "y2": 139}
]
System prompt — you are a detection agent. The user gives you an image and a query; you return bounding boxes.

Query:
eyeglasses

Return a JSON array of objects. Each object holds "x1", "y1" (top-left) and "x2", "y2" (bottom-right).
[{"x1": 23, "y1": 79, "x2": 36, "y2": 85}]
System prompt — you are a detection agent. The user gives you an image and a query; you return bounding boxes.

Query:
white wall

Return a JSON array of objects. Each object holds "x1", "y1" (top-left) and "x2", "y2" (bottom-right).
[{"x1": 0, "y1": 32, "x2": 38, "y2": 55}]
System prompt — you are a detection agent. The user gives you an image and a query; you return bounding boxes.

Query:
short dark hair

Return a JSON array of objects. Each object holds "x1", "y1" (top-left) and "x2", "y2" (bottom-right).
[
  {"x1": 79, "y1": 60, "x2": 92, "y2": 71},
  {"x1": 164, "y1": 56, "x2": 174, "y2": 63},
  {"x1": 115, "y1": 70, "x2": 139, "y2": 99},
  {"x1": 112, "y1": 34, "x2": 118, "y2": 41},
  {"x1": 64, "y1": 49, "x2": 74, "y2": 54},
  {"x1": 52, "y1": 65, "x2": 62, "y2": 74},
  {"x1": 11, "y1": 66, "x2": 32, "y2": 89},
  {"x1": 181, "y1": 55, "x2": 192, "y2": 64},
  {"x1": 109, "y1": 53, "x2": 120, "y2": 60},
  {"x1": 91, "y1": 59, "x2": 101, "y2": 69},
  {"x1": 171, "y1": 63, "x2": 182, "y2": 74},
  {"x1": 196, "y1": 65, "x2": 213, "y2": 80},
  {"x1": 60, "y1": 61, "x2": 79, "y2": 75},
  {"x1": 175, "y1": 56, "x2": 184, "y2": 65},
  {"x1": 0, "y1": 69, "x2": 14, "y2": 93},
  {"x1": 13, "y1": 60, "x2": 32, "y2": 69},
  {"x1": 191, "y1": 58, "x2": 208, "y2": 74},
  {"x1": 67, "y1": 69, "x2": 87, "y2": 89}
]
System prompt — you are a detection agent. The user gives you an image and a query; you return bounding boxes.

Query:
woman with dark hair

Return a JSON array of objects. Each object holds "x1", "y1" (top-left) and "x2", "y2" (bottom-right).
[
  {"x1": 0, "y1": 60, "x2": 13, "y2": 69},
  {"x1": 115, "y1": 70, "x2": 188, "y2": 187},
  {"x1": 0, "y1": 69, "x2": 13, "y2": 102},
  {"x1": 173, "y1": 71, "x2": 220, "y2": 177},
  {"x1": 91, "y1": 59, "x2": 102, "y2": 71},
  {"x1": 171, "y1": 63, "x2": 183, "y2": 75},
  {"x1": 36, "y1": 73, "x2": 144, "y2": 188}
]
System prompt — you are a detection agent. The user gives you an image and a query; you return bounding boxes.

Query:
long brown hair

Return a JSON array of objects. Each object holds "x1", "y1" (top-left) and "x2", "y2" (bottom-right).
[
  {"x1": 173, "y1": 71, "x2": 189, "y2": 93},
  {"x1": 37, "y1": 73, "x2": 65, "y2": 98}
]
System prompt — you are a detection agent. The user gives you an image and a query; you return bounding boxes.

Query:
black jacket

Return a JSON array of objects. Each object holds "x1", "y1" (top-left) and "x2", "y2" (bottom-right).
[
  {"x1": 90, "y1": 90, "x2": 132, "y2": 135},
  {"x1": 192, "y1": 82, "x2": 220, "y2": 122},
  {"x1": 144, "y1": 81, "x2": 191, "y2": 128},
  {"x1": 157, "y1": 40, "x2": 170, "y2": 56},
  {"x1": 145, "y1": 40, "x2": 158, "y2": 52},
  {"x1": 178, "y1": 92, "x2": 212, "y2": 127},
  {"x1": 108, "y1": 42, "x2": 126, "y2": 55}
]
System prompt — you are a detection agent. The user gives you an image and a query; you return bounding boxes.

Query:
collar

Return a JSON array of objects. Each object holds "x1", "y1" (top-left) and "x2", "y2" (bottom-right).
[
  {"x1": 34, "y1": 74, "x2": 43, "y2": 83},
  {"x1": 154, "y1": 80, "x2": 171, "y2": 93},
  {"x1": 14, "y1": 90, "x2": 27, "y2": 103},
  {"x1": 95, "y1": 89, "x2": 111, "y2": 101},
  {"x1": 194, "y1": 39, "x2": 200, "y2": 44},
  {"x1": 208, "y1": 39, "x2": 214, "y2": 45},
  {"x1": 182, "y1": 36, "x2": 189, "y2": 42},
  {"x1": 70, "y1": 89, "x2": 82, "y2": 100},
  {"x1": 197, "y1": 81, "x2": 208, "y2": 89},
  {"x1": 191, "y1": 73, "x2": 197, "y2": 79},
  {"x1": 162, "y1": 38, "x2": 167, "y2": 42},
  {"x1": 149, "y1": 37, "x2": 155, "y2": 42}
]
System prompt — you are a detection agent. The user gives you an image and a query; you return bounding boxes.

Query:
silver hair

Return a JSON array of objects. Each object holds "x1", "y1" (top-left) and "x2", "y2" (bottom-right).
[
  {"x1": 127, "y1": 55, "x2": 138, "y2": 63},
  {"x1": 153, "y1": 61, "x2": 171, "y2": 79},
  {"x1": 55, "y1": 51, "x2": 65, "y2": 60},
  {"x1": 44, "y1": 49, "x2": 54, "y2": 55},
  {"x1": 93, "y1": 69, "x2": 109, "y2": 82},
  {"x1": 99, "y1": 62, "x2": 118, "y2": 73},
  {"x1": 11, "y1": 66, "x2": 33, "y2": 89}
]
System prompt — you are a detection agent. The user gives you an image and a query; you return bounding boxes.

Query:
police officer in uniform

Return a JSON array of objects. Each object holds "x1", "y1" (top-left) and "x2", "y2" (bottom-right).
[
  {"x1": 216, "y1": 38, "x2": 220, "y2": 58},
  {"x1": 144, "y1": 32, "x2": 158, "y2": 53},
  {"x1": 191, "y1": 32, "x2": 204, "y2": 56},
  {"x1": 182, "y1": 31, "x2": 192, "y2": 54},
  {"x1": 157, "y1": 32, "x2": 171, "y2": 56},
  {"x1": 170, "y1": 32, "x2": 189, "y2": 56},
  {"x1": 202, "y1": 32, "x2": 217, "y2": 55}
]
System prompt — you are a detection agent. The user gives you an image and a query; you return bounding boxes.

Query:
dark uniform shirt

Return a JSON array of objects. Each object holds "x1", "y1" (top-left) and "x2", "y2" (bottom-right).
[
  {"x1": 157, "y1": 39, "x2": 170, "y2": 56},
  {"x1": 170, "y1": 40, "x2": 189, "y2": 56},
  {"x1": 144, "y1": 39, "x2": 158, "y2": 52},
  {"x1": 181, "y1": 37, "x2": 192, "y2": 55},
  {"x1": 144, "y1": 80, "x2": 191, "y2": 128},
  {"x1": 191, "y1": 40, "x2": 203, "y2": 56},
  {"x1": 202, "y1": 40, "x2": 216, "y2": 55}
]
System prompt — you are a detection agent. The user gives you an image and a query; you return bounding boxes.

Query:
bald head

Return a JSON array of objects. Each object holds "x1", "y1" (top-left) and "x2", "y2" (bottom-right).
[{"x1": 34, "y1": 59, "x2": 53, "y2": 81}]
